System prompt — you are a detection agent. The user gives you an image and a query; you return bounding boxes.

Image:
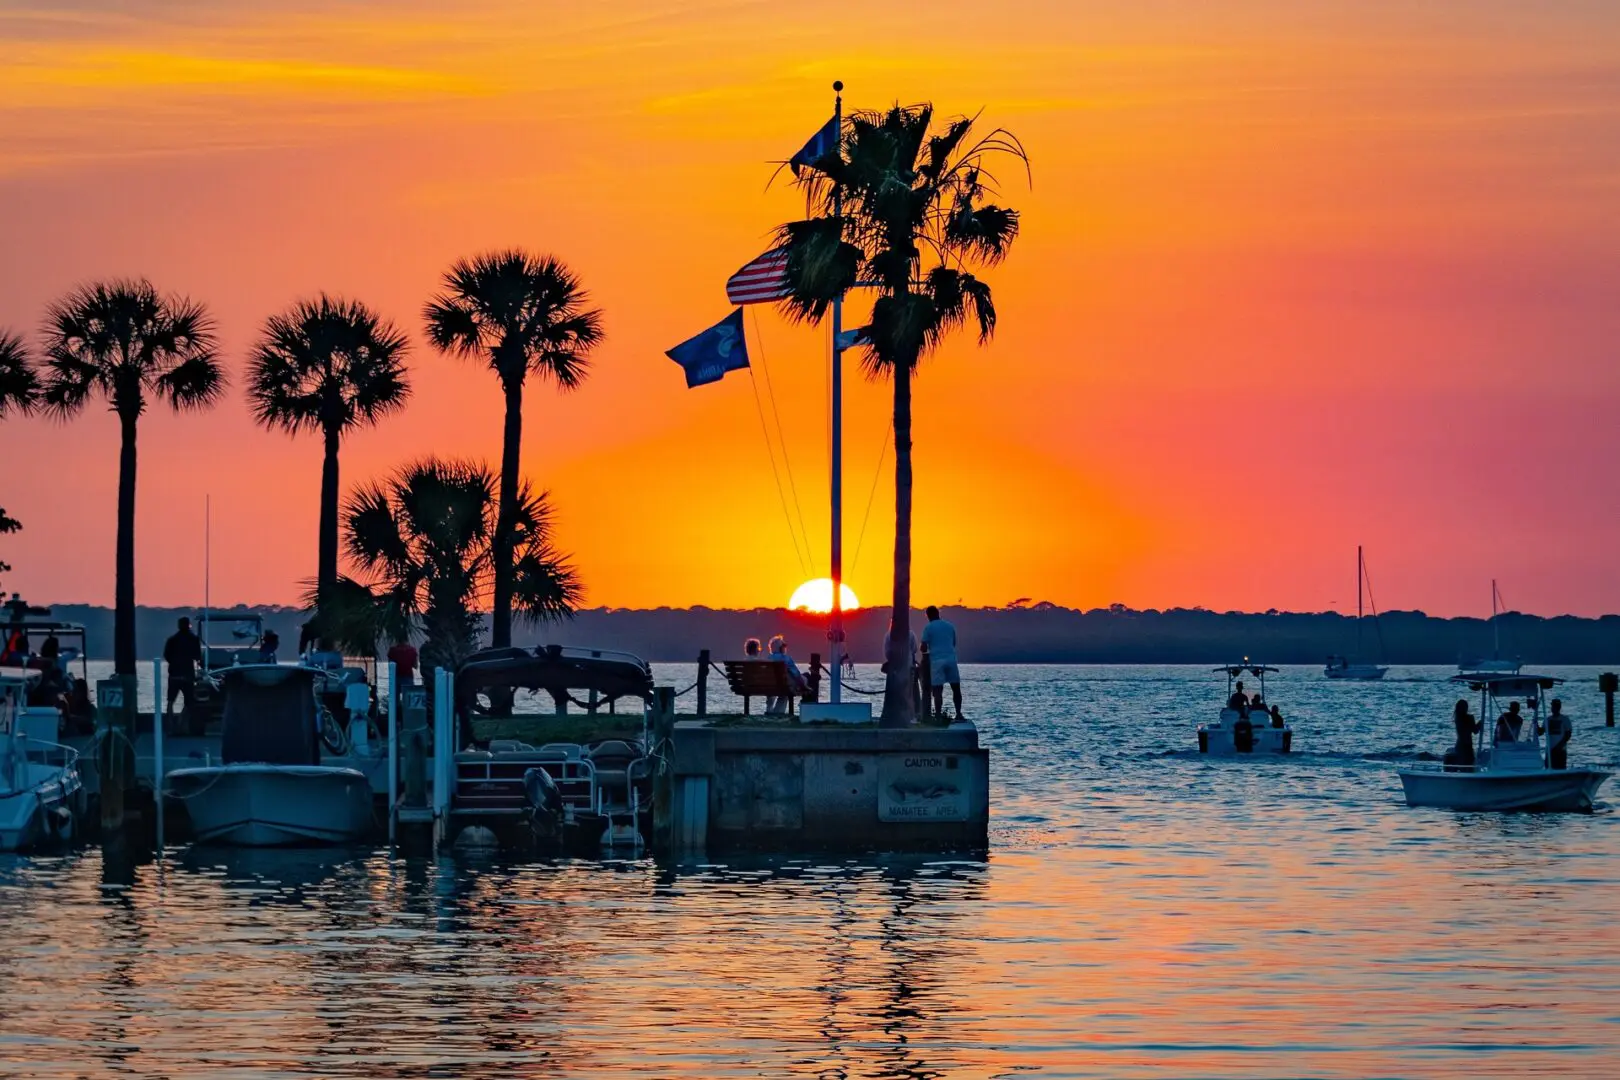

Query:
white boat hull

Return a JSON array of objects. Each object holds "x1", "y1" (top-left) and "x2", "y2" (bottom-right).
[
  {"x1": 167, "y1": 764, "x2": 374, "y2": 846},
  {"x1": 1324, "y1": 663, "x2": 1388, "y2": 680},
  {"x1": 1198, "y1": 712, "x2": 1293, "y2": 755},
  {"x1": 1398, "y1": 767, "x2": 1610, "y2": 812},
  {"x1": 0, "y1": 762, "x2": 82, "y2": 852}
]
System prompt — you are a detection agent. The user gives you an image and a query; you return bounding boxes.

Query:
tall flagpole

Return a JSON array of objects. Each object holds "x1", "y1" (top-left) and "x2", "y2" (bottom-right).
[{"x1": 829, "y1": 80, "x2": 845, "y2": 705}]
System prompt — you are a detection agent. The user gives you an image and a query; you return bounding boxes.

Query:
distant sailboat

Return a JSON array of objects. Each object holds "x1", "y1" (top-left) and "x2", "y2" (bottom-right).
[
  {"x1": 1458, "y1": 580, "x2": 1520, "y2": 676},
  {"x1": 1324, "y1": 546, "x2": 1389, "y2": 680}
]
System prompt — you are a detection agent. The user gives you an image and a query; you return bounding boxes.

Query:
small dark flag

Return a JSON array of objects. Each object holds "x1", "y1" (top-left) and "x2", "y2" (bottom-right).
[
  {"x1": 667, "y1": 308, "x2": 749, "y2": 388},
  {"x1": 789, "y1": 114, "x2": 840, "y2": 176}
]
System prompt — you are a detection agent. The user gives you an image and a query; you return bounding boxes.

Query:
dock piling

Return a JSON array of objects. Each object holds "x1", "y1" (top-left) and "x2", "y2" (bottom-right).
[
  {"x1": 1601, "y1": 672, "x2": 1617, "y2": 726},
  {"x1": 386, "y1": 661, "x2": 398, "y2": 844},
  {"x1": 696, "y1": 649, "x2": 709, "y2": 717},
  {"x1": 151, "y1": 657, "x2": 164, "y2": 847}
]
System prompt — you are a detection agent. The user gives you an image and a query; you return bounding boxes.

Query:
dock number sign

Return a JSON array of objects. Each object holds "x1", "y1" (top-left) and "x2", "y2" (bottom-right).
[{"x1": 878, "y1": 754, "x2": 969, "y2": 822}]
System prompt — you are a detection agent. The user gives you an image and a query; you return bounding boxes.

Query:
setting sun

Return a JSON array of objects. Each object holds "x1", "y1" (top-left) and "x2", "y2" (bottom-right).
[{"x1": 788, "y1": 578, "x2": 860, "y2": 613}]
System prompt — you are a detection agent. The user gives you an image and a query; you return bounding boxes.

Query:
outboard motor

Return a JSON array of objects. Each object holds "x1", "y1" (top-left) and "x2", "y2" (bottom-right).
[
  {"x1": 1233, "y1": 715, "x2": 1255, "y2": 753},
  {"x1": 523, "y1": 766, "x2": 565, "y2": 837}
]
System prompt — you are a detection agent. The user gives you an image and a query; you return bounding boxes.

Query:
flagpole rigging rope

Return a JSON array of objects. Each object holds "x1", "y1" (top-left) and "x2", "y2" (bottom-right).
[
  {"x1": 747, "y1": 347, "x2": 812, "y2": 576},
  {"x1": 852, "y1": 419, "x2": 892, "y2": 574},
  {"x1": 749, "y1": 307, "x2": 815, "y2": 574}
]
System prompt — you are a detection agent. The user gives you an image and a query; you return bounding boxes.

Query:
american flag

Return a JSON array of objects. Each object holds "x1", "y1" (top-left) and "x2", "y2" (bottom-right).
[{"x1": 725, "y1": 249, "x2": 791, "y2": 305}]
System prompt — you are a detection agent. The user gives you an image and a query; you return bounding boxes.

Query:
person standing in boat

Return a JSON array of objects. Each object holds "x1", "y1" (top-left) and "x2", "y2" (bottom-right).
[
  {"x1": 1494, "y1": 700, "x2": 1526, "y2": 744},
  {"x1": 1226, "y1": 680, "x2": 1249, "y2": 715},
  {"x1": 258, "y1": 629, "x2": 280, "y2": 664},
  {"x1": 163, "y1": 616, "x2": 203, "y2": 730},
  {"x1": 1447, "y1": 699, "x2": 1480, "y2": 769},
  {"x1": 1545, "y1": 698, "x2": 1572, "y2": 769}
]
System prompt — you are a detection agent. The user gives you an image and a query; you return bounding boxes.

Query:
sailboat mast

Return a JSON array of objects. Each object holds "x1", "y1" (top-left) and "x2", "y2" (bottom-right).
[
  {"x1": 1491, "y1": 579, "x2": 1500, "y2": 658},
  {"x1": 828, "y1": 80, "x2": 845, "y2": 705},
  {"x1": 1356, "y1": 545, "x2": 1363, "y2": 652}
]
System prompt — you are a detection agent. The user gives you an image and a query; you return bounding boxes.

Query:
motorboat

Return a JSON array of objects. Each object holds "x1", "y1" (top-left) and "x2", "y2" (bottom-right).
[
  {"x1": 0, "y1": 668, "x2": 83, "y2": 851},
  {"x1": 1324, "y1": 546, "x2": 1388, "y2": 680},
  {"x1": 448, "y1": 645, "x2": 657, "y2": 849},
  {"x1": 1398, "y1": 674, "x2": 1609, "y2": 812},
  {"x1": 0, "y1": 599, "x2": 95, "y2": 736},
  {"x1": 1457, "y1": 580, "x2": 1520, "y2": 677},
  {"x1": 1198, "y1": 663, "x2": 1293, "y2": 755},
  {"x1": 166, "y1": 665, "x2": 373, "y2": 845}
]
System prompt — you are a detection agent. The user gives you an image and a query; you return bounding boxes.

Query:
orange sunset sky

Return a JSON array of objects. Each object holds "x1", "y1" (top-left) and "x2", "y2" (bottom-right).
[{"x1": 2, "y1": 1, "x2": 1619, "y2": 616}]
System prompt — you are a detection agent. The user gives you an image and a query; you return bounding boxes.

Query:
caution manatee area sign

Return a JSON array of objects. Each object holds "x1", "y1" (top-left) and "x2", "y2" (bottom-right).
[{"x1": 877, "y1": 753, "x2": 969, "y2": 822}]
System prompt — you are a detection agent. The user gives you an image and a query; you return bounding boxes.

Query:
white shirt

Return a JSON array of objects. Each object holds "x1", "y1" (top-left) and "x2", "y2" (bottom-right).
[{"x1": 921, "y1": 619, "x2": 958, "y2": 664}]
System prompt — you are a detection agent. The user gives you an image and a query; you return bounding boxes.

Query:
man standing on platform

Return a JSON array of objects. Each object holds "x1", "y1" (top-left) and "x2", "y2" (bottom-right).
[{"x1": 921, "y1": 606, "x2": 963, "y2": 722}]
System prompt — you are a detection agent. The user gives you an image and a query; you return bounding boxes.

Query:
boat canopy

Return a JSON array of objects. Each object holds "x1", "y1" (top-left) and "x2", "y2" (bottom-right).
[
  {"x1": 1215, "y1": 664, "x2": 1278, "y2": 677},
  {"x1": 1451, "y1": 673, "x2": 1561, "y2": 695},
  {"x1": 455, "y1": 645, "x2": 654, "y2": 707}
]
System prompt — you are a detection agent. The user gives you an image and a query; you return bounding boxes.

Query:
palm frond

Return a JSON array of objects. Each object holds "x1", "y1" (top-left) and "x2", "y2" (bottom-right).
[{"x1": 0, "y1": 331, "x2": 39, "y2": 418}]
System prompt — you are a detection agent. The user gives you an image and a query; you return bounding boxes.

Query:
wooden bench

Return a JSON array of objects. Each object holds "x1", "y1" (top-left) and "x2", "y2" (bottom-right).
[{"x1": 721, "y1": 659, "x2": 819, "y2": 716}]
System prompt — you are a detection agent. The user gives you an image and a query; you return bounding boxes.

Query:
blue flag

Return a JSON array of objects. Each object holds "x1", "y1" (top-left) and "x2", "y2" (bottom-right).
[
  {"x1": 789, "y1": 114, "x2": 839, "y2": 175},
  {"x1": 667, "y1": 308, "x2": 748, "y2": 388}
]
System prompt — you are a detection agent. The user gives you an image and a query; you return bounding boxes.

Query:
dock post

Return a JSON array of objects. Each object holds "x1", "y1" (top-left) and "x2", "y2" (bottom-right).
[
  {"x1": 95, "y1": 675, "x2": 136, "y2": 843},
  {"x1": 809, "y1": 653, "x2": 822, "y2": 704},
  {"x1": 152, "y1": 658, "x2": 164, "y2": 848},
  {"x1": 1601, "y1": 672, "x2": 1617, "y2": 726},
  {"x1": 386, "y1": 661, "x2": 398, "y2": 844},
  {"x1": 696, "y1": 650, "x2": 709, "y2": 717}
]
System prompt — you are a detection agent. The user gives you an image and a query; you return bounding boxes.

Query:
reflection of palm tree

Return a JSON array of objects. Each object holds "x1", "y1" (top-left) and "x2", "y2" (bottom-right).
[
  {"x1": 40, "y1": 281, "x2": 226, "y2": 674},
  {"x1": 248, "y1": 296, "x2": 411, "y2": 602},
  {"x1": 424, "y1": 252, "x2": 604, "y2": 650},
  {"x1": 777, "y1": 105, "x2": 1025, "y2": 726},
  {"x1": 332, "y1": 458, "x2": 581, "y2": 674}
]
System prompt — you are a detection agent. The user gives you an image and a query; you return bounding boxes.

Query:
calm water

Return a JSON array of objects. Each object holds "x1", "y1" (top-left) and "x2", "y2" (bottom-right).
[{"x1": 4, "y1": 664, "x2": 1620, "y2": 1078}]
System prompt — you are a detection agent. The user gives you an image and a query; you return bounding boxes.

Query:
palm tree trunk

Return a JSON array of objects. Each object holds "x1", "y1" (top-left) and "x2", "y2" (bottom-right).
[
  {"x1": 317, "y1": 424, "x2": 341, "y2": 596},
  {"x1": 114, "y1": 409, "x2": 139, "y2": 676},
  {"x1": 492, "y1": 380, "x2": 523, "y2": 648},
  {"x1": 880, "y1": 358, "x2": 915, "y2": 727}
]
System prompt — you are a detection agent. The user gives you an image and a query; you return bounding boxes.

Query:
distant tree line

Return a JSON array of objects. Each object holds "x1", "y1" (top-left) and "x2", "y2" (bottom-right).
[{"x1": 36, "y1": 603, "x2": 1620, "y2": 666}]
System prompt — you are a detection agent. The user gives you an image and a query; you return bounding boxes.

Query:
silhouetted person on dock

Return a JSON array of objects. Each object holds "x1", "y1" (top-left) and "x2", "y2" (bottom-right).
[
  {"x1": 163, "y1": 616, "x2": 202, "y2": 731},
  {"x1": 1494, "y1": 700, "x2": 1525, "y2": 744},
  {"x1": 1447, "y1": 699, "x2": 1480, "y2": 770},
  {"x1": 922, "y1": 606, "x2": 962, "y2": 721},
  {"x1": 882, "y1": 625, "x2": 921, "y2": 714},
  {"x1": 1546, "y1": 698, "x2": 1571, "y2": 769},
  {"x1": 388, "y1": 635, "x2": 418, "y2": 685}
]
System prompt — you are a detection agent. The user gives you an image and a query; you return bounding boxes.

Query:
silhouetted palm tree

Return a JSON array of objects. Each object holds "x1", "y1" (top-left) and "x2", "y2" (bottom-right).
[
  {"x1": 40, "y1": 281, "x2": 226, "y2": 675},
  {"x1": 777, "y1": 103, "x2": 1025, "y2": 725},
  {"x1": 0, "y1": 330, "x2": 39, "y2": 418},
  {"x1": 423, "y1": 251, "x2": 603, "y2": 649},
  {"x1": 248, "y1": 295, "x2": 411, "y2": 602},
  {"x1": 338, "y1": 457, "x2": 581, "y2": 676}
]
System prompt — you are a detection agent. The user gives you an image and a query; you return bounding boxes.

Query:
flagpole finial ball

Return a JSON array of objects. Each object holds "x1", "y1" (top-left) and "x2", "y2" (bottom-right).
[{"x1": 833, "y1": 80, "x2": 843, "y2": 93}]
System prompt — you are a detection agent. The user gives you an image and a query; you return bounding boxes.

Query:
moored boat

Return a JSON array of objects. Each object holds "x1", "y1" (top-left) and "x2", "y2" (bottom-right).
[
  {"x1": 1398, "y1": 673, "x2": 1609, "y2": 812},
  {"x1": 166, "y1": 665, "x2": 373, "y2": 846},
  {"x1": 0, "y1": 668, "x2": 83, "y2": 851},
  {"x1": 1198, "y1": 663, "x2": 1293, "y2": 755},
  {"x1": 1323, "y1": 546, "x2": 1389, "y2": 680}
]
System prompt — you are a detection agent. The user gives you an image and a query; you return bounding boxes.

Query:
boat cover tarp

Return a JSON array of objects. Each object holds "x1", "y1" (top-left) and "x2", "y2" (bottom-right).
[{"x1": 220, "y1": 666, "x2": 320, "y2": 766}]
